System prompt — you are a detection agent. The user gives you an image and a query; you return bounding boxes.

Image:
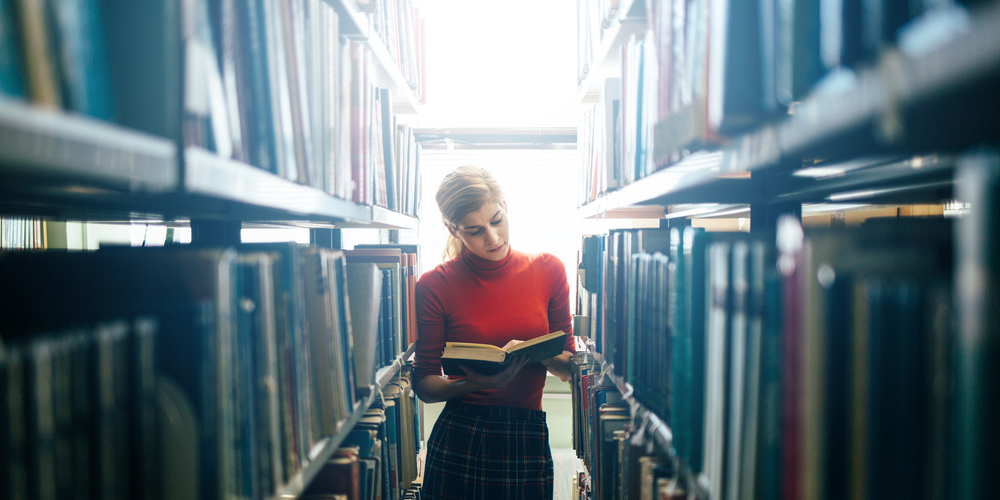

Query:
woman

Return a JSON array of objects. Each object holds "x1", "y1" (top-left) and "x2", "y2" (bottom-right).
[{"x1": 412, "y1": 165, "x2": 576, "y2": 500}]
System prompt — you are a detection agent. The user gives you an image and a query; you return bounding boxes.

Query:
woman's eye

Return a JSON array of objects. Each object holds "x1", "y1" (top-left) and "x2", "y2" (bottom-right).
[
  {"x1": 471, "y1": 229, "x2": 483, "y2": 236},
  {"x1": 490, "y1": 218, "x2": 502, "y2": 226}
]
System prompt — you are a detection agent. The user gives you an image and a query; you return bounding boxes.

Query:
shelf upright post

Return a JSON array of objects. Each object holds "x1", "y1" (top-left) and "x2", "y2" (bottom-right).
[
  {"x1": 954, "y1": 151, "x2": 1000, "y2": 500},
  {"x1": 310, "y1": 227, "x2": 342, "y2": 249},
  {"x1": 190, "y1": 219, "x2": 242, "y2": 245},
  {"x1": 749, "y1": 202, "x2": 801, "y2": 235}
]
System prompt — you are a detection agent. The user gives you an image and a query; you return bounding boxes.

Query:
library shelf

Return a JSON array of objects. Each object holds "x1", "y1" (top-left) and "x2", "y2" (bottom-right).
[
  {"x1": 581, "y1": 1, "x2": 1000, "y2": 219},
  {"x1": 183, "y1": 147, "x2": 418, "y2": 229},
  {"x1": 575, "y1": 6, "x2": 646, "y2": 105},
  {"x1": 723, "y1": 1, "x2": 1000, "y2": 173},
  {"x1": 274, "y1": 342, "x2": 418, "y2": 500},
  {"x1": 589, "y1": 350, "x2": 673, "y2": 459},
  {"x1": 576, "y1": 151, "x2": 752, "y2": 219},
  {"x1": 0, "y1": 99, "x2": 177, "y2": 192}
]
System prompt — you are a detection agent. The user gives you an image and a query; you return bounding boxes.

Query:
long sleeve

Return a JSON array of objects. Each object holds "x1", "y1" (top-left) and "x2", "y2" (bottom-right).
[{"x1": 412, "y1": 272, "x2": 447, "y2": 382}]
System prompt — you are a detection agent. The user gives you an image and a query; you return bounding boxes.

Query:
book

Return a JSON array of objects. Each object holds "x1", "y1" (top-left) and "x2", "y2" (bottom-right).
[
  {"x1": 346, "y1": 262, "x2": 383, "y2": 395},
  {"x1": 440, "y1": 330, "x2": 568, "y2": 377},
  {"x1": 0, "y1": 0, "x2": 25, "y2": 98}
]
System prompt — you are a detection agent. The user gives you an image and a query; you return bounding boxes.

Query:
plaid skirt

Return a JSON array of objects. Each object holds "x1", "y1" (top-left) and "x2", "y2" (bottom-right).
[{"x1": 422, "y1": 400, "x2": 553, "y2": 500}]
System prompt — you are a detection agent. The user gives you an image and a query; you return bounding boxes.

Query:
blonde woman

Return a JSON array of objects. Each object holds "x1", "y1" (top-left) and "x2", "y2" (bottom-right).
[{"x1": 412, "y1": 165, "x2": 576, "y2": 499}]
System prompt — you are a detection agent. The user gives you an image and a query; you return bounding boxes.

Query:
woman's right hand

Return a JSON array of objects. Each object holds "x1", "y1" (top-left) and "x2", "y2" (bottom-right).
[{"x1": 459, "y1": 355, "x2": 529, "y2": 391}]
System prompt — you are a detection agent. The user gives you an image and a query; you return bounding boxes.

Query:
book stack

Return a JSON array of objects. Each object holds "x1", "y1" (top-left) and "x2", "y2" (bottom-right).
[
  {"x1": 371, "y1": 0, "x2": 424, "y2": 101},
  {"x1": 570, "y1": 351, "x2": 687, "y2": 500},
  {"x1": 0, "y1": 242, "x2": 404, "y2": 499},
  {"x1": 1, "y1": 318, "x2": 157, "y2": 500},
  {"x1": 577, "y1": 0, "x2": 967, "y2": 205},
  {"x1": 0, "y1": 0, "x2": 115, "y2": 118},
  {"x1": 0, "y1": 0, "x2": 424, "y2": 215},
  {"x1": 573, "y1": 216, "x2": 965, "y2": 500},
  {"x1": 346, "y1": 245, "x2": 420, "y2": 369},
  {"x1": 304, "y1": 366, "x2": 422, "y2": 500},
  {"x1": 0, "y1": 217, "x2": 45, "y2": 249}
]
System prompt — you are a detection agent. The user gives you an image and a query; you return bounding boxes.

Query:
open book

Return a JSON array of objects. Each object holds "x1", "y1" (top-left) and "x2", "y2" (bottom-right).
[{"x1": 441, "y1": 330, "x2": 567, "y2": 376}]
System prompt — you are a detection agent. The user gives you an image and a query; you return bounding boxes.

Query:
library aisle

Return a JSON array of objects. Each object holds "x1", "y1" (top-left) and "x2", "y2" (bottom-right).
[{"x1": 3, "y1": 0, "x2": 1000, "y2": 499}]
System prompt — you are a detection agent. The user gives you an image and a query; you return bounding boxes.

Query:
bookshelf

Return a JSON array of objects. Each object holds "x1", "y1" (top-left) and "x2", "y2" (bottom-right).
[
  {"x1": 0, "y1": 0, "x2": 426, "y2": 499},
  {"x1": 0, "y1": 100, "x2": 177, "y2": 193},
  {"x1": 578, "y1": 1, "x2": 1000, "y2": 220},
  {"x1": 573, "y1": 1, "x2": 1000, "y2": 499},
  {"x1": 276, "y1": 342, "x2": 417, "y2": 500}
]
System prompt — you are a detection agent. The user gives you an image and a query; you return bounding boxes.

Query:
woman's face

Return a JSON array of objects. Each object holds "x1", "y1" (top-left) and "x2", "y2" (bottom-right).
[{"x1": 450, "y1": 200, "x2": 510, "y2": 261}]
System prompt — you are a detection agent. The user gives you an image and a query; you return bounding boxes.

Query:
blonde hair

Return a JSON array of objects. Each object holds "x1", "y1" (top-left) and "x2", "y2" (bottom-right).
[{"x1": 436, "y1": 165, "x2": 504, "y2": 261}]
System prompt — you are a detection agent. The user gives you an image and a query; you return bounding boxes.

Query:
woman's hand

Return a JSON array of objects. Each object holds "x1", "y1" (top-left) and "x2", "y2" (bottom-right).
[{"x1": 459, "y1": 354, "x2": 529, "y2": 391}]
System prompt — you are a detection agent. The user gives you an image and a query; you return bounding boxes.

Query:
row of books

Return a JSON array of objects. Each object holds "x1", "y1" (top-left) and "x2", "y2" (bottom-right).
[
  {"x1": 576, "y1": 0, "x2": 979, "y2": 205},
  {"x1": 304, "y1": 366, "x2": 422, "y2": 500},
  {"x1": 0, "y1": 0, "x2": 423, "y2": 215},
  {"x1": 183, "y1": 0, "x2": 423, "y2": 211},
  {"x1": 370, "y1": 0, "x2": 424, "y2": 101},
  {"x1": 570, "y1": 352, "x2": 691, "y2": 500},
  {"x1": 0, "y1": 217, "x2": 44, "y2": 249},
  {"x1": 346, "y1": 245, "x2": 420, "y2": 376},
  {"x1": 0, "y1": 0, "x2": 115, "y2": 118},
  {"x1": 1, "y1": 318, "x2": 158, "y2": 500},
  {"x1": 0, "y1": 242, "x2": 419, "y2": 500},
  {"x1": 575, "y1": 215, "x2": 978, "y2": 500}
]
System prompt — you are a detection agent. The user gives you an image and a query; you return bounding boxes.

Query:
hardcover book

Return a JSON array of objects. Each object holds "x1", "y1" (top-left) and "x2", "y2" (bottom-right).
[{"x1": 440, "y1": 330, "x2": 567, "y2": 376}]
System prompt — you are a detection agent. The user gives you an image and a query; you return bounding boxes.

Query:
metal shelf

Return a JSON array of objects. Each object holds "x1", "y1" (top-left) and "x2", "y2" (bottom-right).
[
  {"x1": 0, "y1": 99, "x2": 177, "y2": 191},
  {"x1": 578, "y1": 151, "x2": 755, "y2": 218},
  {"x1": 274, "y1": 342, "x2": 417, "y2": 500},
  {"x1": 183, "y1": 147, "x2": 418, "y2": 229},
  {"x1": 587, "y1": 350, "x2": 673, "y2": 459},
  {"x1": 581, "y1": 3, "x2": 1000, "y2": 215}
]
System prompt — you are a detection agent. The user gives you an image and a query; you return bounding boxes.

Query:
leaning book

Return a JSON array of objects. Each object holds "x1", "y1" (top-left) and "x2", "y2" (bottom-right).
[{"x1": 441, "y1": 331, "x2": 567, "y2": 376}]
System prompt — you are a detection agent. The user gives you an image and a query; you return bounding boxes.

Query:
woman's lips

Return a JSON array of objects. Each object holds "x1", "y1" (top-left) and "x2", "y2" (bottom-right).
[{"x1": 488, "y1": 242, "x2": 506, "y2": 253}]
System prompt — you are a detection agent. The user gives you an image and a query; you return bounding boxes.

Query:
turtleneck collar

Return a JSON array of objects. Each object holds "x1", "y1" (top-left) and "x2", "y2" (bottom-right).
[{"x1": 461, "y1": 244, "x2": 514, "y2": 272}]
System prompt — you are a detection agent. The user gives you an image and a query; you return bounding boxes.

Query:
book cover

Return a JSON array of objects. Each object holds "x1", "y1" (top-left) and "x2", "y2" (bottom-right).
[
  {"x1": 1, "y1": 346, "x2": 28, "y2": 500},
  {"x1": 346, "y1": 262, "x2": 383, "y2": 394},
  {"x1": 47, "y1": 0, "x2": 119, "y2": 117},
  {"x1": 379, "y1": 87, "x2": 397, "y2": 211},
  {"x1": 0, "y1": 0, "x2": 25, "y2": 97},
  {"x1": 14, "y1": 0, "x2": 61, "y2": 106},
  {"x1": 440, "y1": 330, "x2": 568, "y2": 377}
]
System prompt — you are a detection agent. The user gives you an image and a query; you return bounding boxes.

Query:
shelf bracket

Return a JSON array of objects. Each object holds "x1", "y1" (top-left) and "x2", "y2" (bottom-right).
[
  {"x1": 310, "y1": 227, "x2": 342, "y2": 249},
  {"x1": 190, "y1": 219, "x2": 242, "y2": 245},
  {"x1": 750, "y1": 202, "x2": 801, "y2": 235}
]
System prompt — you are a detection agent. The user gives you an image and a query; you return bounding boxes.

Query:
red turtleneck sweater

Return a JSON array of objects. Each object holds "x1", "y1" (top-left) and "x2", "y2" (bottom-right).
[{"x1": 412, "y1": 247, "x2": 575, "y2": 410}]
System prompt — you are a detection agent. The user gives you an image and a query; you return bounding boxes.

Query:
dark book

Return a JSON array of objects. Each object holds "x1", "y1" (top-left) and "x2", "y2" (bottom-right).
[
  {"x1": 707, "y1": 0, "x2": 767, "y2": 134},
  {"x1": 440, "y1": 331, "x2": 568, "y2": 377},
  {"x1": 304, "y1": 451, "x2": 360, "y2": 500},
  {"x1": 1, "y1": 347, "x2": 28, "y2": 500}
]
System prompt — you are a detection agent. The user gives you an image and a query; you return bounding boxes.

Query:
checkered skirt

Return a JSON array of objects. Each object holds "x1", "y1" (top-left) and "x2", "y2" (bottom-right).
[{"x1": 422, "y1": 401, "x2": 554, "y2": 500}]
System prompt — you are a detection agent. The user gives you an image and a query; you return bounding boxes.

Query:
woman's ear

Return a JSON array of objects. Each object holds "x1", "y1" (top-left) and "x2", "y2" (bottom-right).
[{"x1": 446, "y1": 223, "x2": 458, "y2": 237}]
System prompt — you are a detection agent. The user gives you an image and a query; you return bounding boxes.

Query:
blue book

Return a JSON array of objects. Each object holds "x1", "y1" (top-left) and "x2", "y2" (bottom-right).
[
  {"x1": 0, "y1": 0, "x2": 24, "y2": 97},
  {"x1": 48, "y1": 0, "x2": 114, "y2": 118}
]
